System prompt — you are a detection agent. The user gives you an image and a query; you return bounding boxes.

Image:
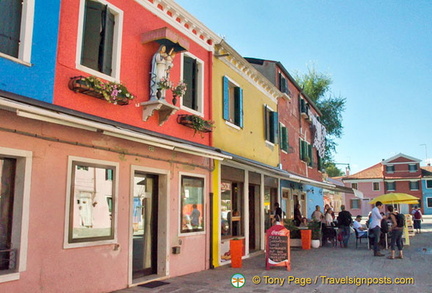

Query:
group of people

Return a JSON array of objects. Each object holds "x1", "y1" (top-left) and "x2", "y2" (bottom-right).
[{"x1": 274, "y1": 201, "x2": 423, "y2": 260}]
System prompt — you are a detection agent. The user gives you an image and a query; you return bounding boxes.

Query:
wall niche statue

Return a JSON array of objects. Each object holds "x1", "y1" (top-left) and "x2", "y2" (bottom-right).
[{"x1": 150, "y1": 45, "x2": 176, "y2": 100}]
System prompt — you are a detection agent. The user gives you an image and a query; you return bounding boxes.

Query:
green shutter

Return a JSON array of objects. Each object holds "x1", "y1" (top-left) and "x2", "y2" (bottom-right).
[
  {"x1": 101, "y1": 6, "x2": 114, "y2": 75},
  {"x1": 270, "y1": 111, "x2": 278, "y2": 143},
  {"x1": 183, "y1": 56, "x2": 197, "y2": 110},
  {"x1": 280, "y1": 125, "x2": 288, "y2": 151},
  {"x1": 299, "y1": 139, "x2": 303, "y2": 160},
  {"x1": 0, "y1": 0, "x2": 23, "y2": 57},
  {"x1": 264, "y1": 106, "x2": 269, "y2": 141},
  {"x1": 308, "y1": 143, "x2": 313, "y2": 166},
  {"x1": 234, "y1": 87, "x2": 243, "y2": 127},
  {"x1": 82, "y1": 0, "x2": 103, "y2": 71},
  {"x1": 222, "y1": 76, "x2": 230, "y2": 120}
]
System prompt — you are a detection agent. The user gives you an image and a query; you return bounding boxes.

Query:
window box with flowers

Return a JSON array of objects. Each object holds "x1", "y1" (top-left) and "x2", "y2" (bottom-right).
[
  {"x1": 177, "y1": 114, "x2": 214, "y2": 136},
  {"x1": 69, "y1": 76, "x2": 135, "y2": 105}
]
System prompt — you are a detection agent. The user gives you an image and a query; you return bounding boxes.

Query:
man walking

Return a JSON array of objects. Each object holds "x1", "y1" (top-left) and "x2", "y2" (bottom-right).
[
  {"x1": 370, "y1": 201, "x2": 385, "y2": 256},
  {"x1": 337, "y1": 205, "x2": 353, "y2": 248}
]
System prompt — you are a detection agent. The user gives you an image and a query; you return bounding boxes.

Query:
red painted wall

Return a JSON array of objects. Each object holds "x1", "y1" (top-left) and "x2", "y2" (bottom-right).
[
  {"x1": 278, "y1": 70, "x2": 322, "y2": 182},
  {"x1": 54, "y1": 0, "x2": 212, "y2": 145}
]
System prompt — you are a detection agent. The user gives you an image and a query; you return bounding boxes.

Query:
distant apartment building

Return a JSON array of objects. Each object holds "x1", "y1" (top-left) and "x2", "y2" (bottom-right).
[{"x1": 341, "y1": 153, "x2": 424, "y2": 215}]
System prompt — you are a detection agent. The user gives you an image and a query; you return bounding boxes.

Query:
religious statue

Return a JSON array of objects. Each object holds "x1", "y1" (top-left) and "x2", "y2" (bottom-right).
[{"x1": 149, "y1": 45, "x2": 176, "y2": 100}]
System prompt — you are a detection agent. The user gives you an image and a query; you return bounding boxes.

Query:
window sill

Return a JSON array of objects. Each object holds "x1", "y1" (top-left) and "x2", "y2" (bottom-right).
[
  {"x1": 0, "y1": 52, "x2": 32, "y2": 67},
  {"x1": 225, "y1": 120, "x2": 241, "y2": 130},
  {"x1": 0, "y1": 272, "x2": 20, "y2": 283},
  {"x1": 64, "y1": 239, "x2": 118, "y2": 249},
  {"x1": 179, "y1": 230, "x2": 206, "y2": 237},
  {"x1": 76, "y1": 64, "x2": 118, "y2": 83}
]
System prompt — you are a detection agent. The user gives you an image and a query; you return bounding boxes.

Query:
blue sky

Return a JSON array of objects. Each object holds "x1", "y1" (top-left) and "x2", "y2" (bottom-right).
[{"x1": 176, "y1": 0, "x2": 432, "y2": 174}]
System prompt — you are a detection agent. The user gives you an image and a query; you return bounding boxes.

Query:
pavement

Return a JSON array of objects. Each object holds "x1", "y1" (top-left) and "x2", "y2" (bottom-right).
[{"x1": 113, "y1": 216, "x2": 432, "y2": 293}]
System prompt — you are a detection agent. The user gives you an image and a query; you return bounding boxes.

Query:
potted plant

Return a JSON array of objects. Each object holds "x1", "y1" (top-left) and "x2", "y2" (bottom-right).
[
  {"x1": 283, "y1": 219, "x2": 301, "y2": 247},
  {"x1": 308, "y1": 220, "x2": 322, "y2": 248},
  {"x1": 177, "y1": 114, "x2": 214, "y2": 136},
  {"x1": 69, "y1": 76, "x2": 135, "y2": 105},
  {"x1": 170, "y1": 81, "x2": 187, "y2": 105}
]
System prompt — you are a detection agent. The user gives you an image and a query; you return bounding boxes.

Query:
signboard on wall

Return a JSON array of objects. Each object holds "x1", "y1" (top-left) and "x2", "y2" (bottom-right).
[{"x1": 265, "y1": 224, "x2": 291, "y2": 271}]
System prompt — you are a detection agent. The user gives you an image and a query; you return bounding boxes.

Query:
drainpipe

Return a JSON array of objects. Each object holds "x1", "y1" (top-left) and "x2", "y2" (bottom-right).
[{"x1": 209, "y1": 192, "x2": 214, "y2": 269}]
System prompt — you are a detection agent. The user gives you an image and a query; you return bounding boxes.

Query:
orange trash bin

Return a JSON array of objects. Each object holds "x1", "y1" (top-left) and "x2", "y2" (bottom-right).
[
  {"x1": 301, "y1": 229, "x2": 312, "y2": 250},
  {"x1": 230, "y1": 239, "x2": 243, "y2": 268}
]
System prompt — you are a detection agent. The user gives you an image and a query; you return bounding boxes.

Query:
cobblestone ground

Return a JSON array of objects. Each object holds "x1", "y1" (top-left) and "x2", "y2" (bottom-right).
[{"x1": 113, "y1": 216, "x2": 432, "y2": 293}]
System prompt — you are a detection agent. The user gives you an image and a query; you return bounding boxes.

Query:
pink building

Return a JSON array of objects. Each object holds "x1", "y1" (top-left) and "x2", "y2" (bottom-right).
[
  {"x1": 342, "y1": 154, "x2": 423, "y2": 216},
  {"x1": 0, "y1": 1, "x2": 228, "y2": 292}
]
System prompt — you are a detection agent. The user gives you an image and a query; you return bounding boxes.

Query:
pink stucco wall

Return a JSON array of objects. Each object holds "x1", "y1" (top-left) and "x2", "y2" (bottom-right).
[{"x1": 0, "y1": 110, "x2": 211, "y2": 292}]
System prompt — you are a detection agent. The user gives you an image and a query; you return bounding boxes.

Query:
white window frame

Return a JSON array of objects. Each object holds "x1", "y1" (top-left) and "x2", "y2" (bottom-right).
[
  {"x1": 386, "y1": 165, "x2": 395, "y2": 173},
  {"x1": 264, "y1": 105, "x2": 277, "y2": 145},
  {"x1": 0, "y1": 0, "x2": 34, "y2": 65},
  {"x1": 76, "y1": 0, "x2": 123, "y2": 81},
  {"x1": 372, "y1": 182, "x2": 380, "y2": 191},
  {"x1": 408, "y1": 164, "x2": 418, "y2": 172},
  {"x1": 178, "y1": 172, "x2": 206, "y2": 236},
  {"x1": 0, "y1": 147, "x2": 32, "y2": 283},
  {"x1": 427, "y1": 197, "x2": 432, "y2": 208},
  {"x1": 64, "y1": 156, "x2": 119, "y2": 249},
  {"x1": 409, "y1": 181, "x2": 419, "y2": 191},
  {"x1": 386, "y1": 181, "x2": 396, "y2": 191},
  {"x1": 351, "y1": 198, "x2": 360, "y2": 209},
  {"x1": 180, "y1": 52, "x2": 204, "y2": 116},
  {"x1": 426, "y1": 180, "x2": 432, "y2": 189}
]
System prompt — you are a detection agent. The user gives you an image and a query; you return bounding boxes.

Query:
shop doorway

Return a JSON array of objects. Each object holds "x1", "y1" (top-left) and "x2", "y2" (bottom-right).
[{"x1": 132, "y1": 172, "x2": 158, "y2": 279}]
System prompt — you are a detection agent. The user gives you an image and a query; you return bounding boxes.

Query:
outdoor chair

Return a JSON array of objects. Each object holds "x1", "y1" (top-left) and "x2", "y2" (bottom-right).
[{"x1": 354, "y1": 229, "x2": 368, "y2": 248}]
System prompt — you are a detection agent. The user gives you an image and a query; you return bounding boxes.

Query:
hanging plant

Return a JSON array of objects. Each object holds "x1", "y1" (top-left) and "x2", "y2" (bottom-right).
[
  {"x1": 69, "y1": 76, "x2": 135, "y2": 105},
  {"x1": 177, "y1": 114, "x2": 214, "y2": 136}
]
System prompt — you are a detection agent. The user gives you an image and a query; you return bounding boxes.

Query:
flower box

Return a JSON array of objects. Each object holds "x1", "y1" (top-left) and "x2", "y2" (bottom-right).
[
  {"x1": 177, "y1": 114, "x2": 214, "y2": 134},
  {"x1": 68, "y1": 76, "x2": 134, "y2": 105}
]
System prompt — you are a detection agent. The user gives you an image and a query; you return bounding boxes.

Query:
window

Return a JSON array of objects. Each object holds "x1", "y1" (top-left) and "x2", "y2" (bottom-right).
[
  {"x1": 427, "y1": 198, "x2": 432, "y2": 208},
  {"x1": 279, "y1": 123, "x2": 288, "y2": 152},
  {"x1": 373, "y1": 182, "x2": 380, "y2": 191},
  {"x1": 222, "y1": 76, "x2": 243, "y2": 127},
  {"x1": 0, "y1": 148, "x2": 32, "y2": 282},
  {"x1": 0, "y1": 0, "x2": 34, "y2": 62},
  {"x1": 299, "y1": 96, "x2": 309, "y2": 117},
  {"x1": 386, "y1": 181, "x2": 396, "y2": 191},
  {"x1": 316, "y1": 150, "x2": 323, "y2": 171},
  {"x1": 352, "y1": 183, "x2": 358, "y2": 189},
  {"x1": 299, "y1": 139, "x2": 313, "y2": 166},
  {"x1": 409, "y1": 181, "x2": 419, "y2": 190},
  {"x1": 427, "y1": 180, "x2": 432, "y2": 189},
  {"x1": 278, "y1": 73, "x2": 290, "y2": 95},
  {"x1": 182, "y1": 53, "x2": 204, "y2": 113},
  {"x1": 67, "y1": 158, "x2": 117, "y2": 244},
  {"x1": 409, "y1": 164, "x2": 418, "y2": 172},
  {"x1": 79, "y1": 0, "x2": 122, "y2": 77},
  {"x1": 264, "y1": 105, "x2": 278, "y2": 144},
  {"x1": 385, "y1": 165, "x2": 395, "y2": 173},
  {"x1": 351, "y1": 199, "x2": 360, "y2": 209},
  {"x1": 181, "y1": 176, "x2": 204, "y2": 233},
  {"x1": 221, "y1": 182, "x2": 243, "y2": 238}
]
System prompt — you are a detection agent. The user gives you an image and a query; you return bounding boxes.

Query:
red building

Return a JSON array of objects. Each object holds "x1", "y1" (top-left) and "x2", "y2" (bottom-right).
[{"x1": 342, "y1": 153, "x2": 423, "y2": 215}]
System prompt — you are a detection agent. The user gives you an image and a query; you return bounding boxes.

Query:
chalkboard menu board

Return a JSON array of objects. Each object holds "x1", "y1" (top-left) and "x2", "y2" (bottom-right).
[{"x1": 266, "y1": 225, "x2": 291, "y2": 271}]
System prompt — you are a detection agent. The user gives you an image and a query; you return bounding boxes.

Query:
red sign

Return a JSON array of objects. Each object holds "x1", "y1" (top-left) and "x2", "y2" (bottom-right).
[{"x1": 265, "y1": 224, "x2": 291, "y2": 271}]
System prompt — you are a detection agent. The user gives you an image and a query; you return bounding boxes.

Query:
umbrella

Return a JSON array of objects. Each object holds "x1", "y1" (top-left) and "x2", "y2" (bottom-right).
[{"x1": 369, "y1": 193, "x2": 419, "y2": 205}]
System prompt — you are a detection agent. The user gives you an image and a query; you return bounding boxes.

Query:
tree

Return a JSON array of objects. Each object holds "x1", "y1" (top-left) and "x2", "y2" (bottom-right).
[{"x1": 295, "y1": 66, "x2": 346, "y2": 174}]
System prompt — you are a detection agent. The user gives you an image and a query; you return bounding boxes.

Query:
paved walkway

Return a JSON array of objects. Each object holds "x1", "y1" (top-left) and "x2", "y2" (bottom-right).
[{"x1": 113, "y1": 216, "x2": 432, "y2": 293}]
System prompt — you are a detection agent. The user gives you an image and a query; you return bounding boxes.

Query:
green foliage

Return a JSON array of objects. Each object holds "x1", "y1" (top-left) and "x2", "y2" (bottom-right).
[
  {"x1": 295, "y1": 65, "x2": 346, "y2": 166},
  {"x1": 325, "y1": 163, "x2": 344, "y2": 177},
  {"x1": 283, "y1": 219, "x2": 300, "y2": 239},
  {"x1": 307, "y1": 220, "x2": 322, "y2": 240}
]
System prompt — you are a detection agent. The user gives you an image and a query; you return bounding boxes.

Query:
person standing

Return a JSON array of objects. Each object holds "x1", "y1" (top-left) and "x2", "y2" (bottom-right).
[
  {"x1": 294, "y1": 203, "x2": 302, "y2": 227},
  {"x1": 412, "y1": 206, "x2": 423, "y2": 233},
  {"x1": 337, "y1": 205, "x2": 353, "y2": 248},
  {"x1": 190, "y1": 204, "x2": 200, "y2": 229},
  {"x1": 370, "y1": 201, "x2": 385, "y2": 256},
  {"x1": 311, "y1": 205, "x2": 324, "y2": 222},
  {"x1": 273, "y1": 202, "x2": 283, "y2": 223},
  {"x1": 387, "y1": 206, "x2": 404, "y2": 259}
]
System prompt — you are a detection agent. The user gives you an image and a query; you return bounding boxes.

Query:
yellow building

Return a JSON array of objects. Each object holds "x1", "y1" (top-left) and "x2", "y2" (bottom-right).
[{"x1": 211, "y1": 40, "x2": 287, "y2": 267}]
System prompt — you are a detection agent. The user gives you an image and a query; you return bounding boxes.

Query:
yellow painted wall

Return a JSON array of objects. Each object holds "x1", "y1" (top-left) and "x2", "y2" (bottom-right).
[
  {"x1": 211, "y1": 160, "x2": 221, "y2": 268},
  {"x1": 212, "y1": 58, "x2": 279, "y2": 167}
]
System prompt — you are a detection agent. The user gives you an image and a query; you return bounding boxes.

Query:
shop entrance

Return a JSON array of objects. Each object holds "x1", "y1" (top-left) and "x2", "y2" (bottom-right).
[
  {"x1": 248, "y1": 184, "x2": 260, "y2": 252},
  {"x1": 132, "y1": 172, "x2": 158, "y2": 279}
]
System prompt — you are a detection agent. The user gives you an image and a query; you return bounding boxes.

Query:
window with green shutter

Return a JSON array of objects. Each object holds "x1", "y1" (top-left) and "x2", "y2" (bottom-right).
[
  {"x1": 81, "y1": 0, "x2": 115, "y2": 76},
  {"x1": 182, "y1": 53, "x2": 204, "y2": 113},
  {"x1": 264, "y1": 106, "x2": 278, "y2": 143},
  {"x1": 222, "y1": 76, "x2": 243, "y2": 128},
  {"x1": 0, "y1": 0, "x2": 23, "y2": 58},
  {"x1": 280, "y1": 124, "x2": 288, "y2": 152}
]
